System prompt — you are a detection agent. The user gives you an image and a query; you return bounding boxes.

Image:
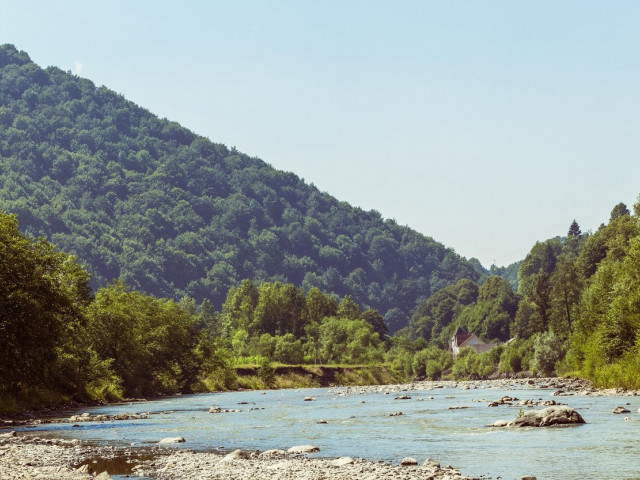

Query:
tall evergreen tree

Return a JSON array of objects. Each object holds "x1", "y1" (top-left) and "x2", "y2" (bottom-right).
[{"x1": 568, "y1": 219, "x2": 582, "y2": 238}]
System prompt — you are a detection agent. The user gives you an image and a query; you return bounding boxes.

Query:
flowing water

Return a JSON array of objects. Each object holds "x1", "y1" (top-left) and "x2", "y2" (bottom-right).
[{"x1": 17, "y1": 384, "x2": 640, "y2": 479}]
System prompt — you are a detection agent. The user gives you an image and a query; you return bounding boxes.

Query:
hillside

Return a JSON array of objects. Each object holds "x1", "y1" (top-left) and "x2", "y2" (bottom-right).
[{"x1": 0, "y1": 44, "x2": 483, "y2": 331}]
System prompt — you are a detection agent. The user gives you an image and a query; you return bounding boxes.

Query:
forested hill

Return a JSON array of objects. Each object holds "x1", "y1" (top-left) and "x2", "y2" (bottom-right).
[{"x1": 0, "y1": 44, "x2": 483, "y2": 331}]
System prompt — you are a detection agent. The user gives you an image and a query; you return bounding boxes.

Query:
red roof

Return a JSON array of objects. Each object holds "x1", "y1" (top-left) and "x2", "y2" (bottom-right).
[{"x1": 452, "y1": 327, "x2": 472, "y2": 346}]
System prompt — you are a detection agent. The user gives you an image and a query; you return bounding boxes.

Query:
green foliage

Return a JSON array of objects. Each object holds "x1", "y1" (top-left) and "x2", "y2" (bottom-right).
[
  {"x1": 256, "y1": 357, "x2": 276, "y2": 387},
  {"x1": 86, "y1": 282, "x2": 205, "y2": 396},
  {"x1": 610, "y1": 202, "x2": 630, "y2": 222},
  {"x1": 318, "y1": 317, "x2": 385, "y2": 364},
  {"x1": 488, "y1": 261, "x2": 521, "y2": 291},
  {"x1": 531, "y1": 332, "x2": 565, "y2": 376},
  {"x1": 0, "y1": 44, "x2": 482, "y2": 334},
  {"x1": 498, "y1": 338, "x2": 534, "y2": 374},
  {"x1": 412, "y1": 347, "x2": 452, "y2": 379},
  {"x1": 0, "y1": 211, "x2": 92, "y2": 402},
  {"x1": 409, "y1": 278, "x2": 479, "y2": 345},
  {"x1": 451, "y1": 348, "x2": 495, "y2": 379}
]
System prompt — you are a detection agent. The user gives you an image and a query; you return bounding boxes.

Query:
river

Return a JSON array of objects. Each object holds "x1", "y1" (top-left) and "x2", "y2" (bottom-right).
[{"x1": 17, "y1": 382, "x2": 640, "y2": 479}]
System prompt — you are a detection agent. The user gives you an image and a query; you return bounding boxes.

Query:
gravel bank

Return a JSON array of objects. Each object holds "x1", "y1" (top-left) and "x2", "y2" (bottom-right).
[
  {"x1": 136, "y1": 448, "x2": 480, "y2": 480},
  {"x1": 0, "y1": 430, "x2": 479, "y2": 480},
  {"x1": 0, "y1": 431, "x2": 95, "y2": 479}
]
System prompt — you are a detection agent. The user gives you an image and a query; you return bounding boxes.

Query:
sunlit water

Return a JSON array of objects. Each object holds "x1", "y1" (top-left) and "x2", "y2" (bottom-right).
[{"x1": 17, "y1": 384, "x2": 640, "y2": 479}]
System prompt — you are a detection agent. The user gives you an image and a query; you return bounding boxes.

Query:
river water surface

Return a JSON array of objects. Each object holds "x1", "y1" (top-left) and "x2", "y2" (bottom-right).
[{"x1": 19, "y1": 383, "x2": 640, "y2": 479}]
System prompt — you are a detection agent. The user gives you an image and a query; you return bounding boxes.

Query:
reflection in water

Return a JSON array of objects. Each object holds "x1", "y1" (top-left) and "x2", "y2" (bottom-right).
[{"x1": 17, "y1": 385, "x2": 640, "y2": 480}]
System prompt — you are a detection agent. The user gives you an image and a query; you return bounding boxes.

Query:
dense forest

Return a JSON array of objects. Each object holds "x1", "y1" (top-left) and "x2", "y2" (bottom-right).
[
  {"x1": 0, "y1": 210, "x2": 390, "y2": 408},
  {"x1": 3, "y1": 199, "x2": 639, "y2": 412},
  {"x1": 3, "y1": 43, "x2": 640, "y2": 411},
  {"x1": 0, "y1": 44, "x2": 495, "y2": 332},
  {"x1": 384, "y1": 203, "x2": 640, "y2": 389}
]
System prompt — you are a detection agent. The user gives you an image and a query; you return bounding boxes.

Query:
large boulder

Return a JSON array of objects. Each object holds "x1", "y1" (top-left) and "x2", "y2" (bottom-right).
[{"x1": 508, "y1": 406, "x2": 585, "y2": 427}]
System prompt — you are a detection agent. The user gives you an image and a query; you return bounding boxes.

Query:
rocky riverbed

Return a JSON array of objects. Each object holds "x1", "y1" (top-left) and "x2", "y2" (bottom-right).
[
  {"x1": 0, "y1": 430, "x2": 105, "y2": 479},
  {"x1": 0, "y1": 430, "x2": 479, "y2": 480},
  {"x1": 327, "y1": 376, "x2": 605, "y2": 397},
  {"x1": 136, "y1": 448, "x2": 480, "y2": 480},
  {"x1": 1, "y1": 376, "x2": 637, "y2": 480}
]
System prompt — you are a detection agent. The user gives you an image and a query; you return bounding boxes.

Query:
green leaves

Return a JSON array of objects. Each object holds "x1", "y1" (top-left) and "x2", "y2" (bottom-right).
[
  {"x1": 86, "y1": 282, "x2": 202, "y2": 396},
  {"x1": 0, "y1": 45, "x2": 483, "y2": 334}
]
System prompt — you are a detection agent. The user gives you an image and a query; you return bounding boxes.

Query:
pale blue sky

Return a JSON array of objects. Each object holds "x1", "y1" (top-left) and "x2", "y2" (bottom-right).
[{"x1": 2, "y1": 1, "x2": 639, "y2": 266}]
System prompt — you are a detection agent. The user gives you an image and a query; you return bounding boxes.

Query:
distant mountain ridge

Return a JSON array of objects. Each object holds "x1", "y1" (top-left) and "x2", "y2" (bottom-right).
[{"x1": 0, "y1": 44, "x2": 484, "y2": 331}]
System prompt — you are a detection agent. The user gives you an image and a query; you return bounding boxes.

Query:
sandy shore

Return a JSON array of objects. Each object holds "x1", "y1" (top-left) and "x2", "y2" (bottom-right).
[{"x1": 1, "y1": 376, "x2": 637, "y2": 480}]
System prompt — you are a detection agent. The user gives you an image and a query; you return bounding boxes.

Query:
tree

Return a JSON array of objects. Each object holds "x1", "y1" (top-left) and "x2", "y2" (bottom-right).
[
  {"x1": 550, "y1": 256, "x2": 581, "y2": 335},
  {"x1": 337, "y1": 295, "x2": 360, "y2": 320},
  {"x1": 220, "y1": 279, "x2": 258, "y2": 335},
  {"x1": 318, "y1": 317, "x2": 384, "y2": 364},
  {"x1": 532, "y1": 331, "x2": 565, "y2": 376},
  {"x1": 530, "y1": 272, "x2": 552, "y2": 332},
  {"x1": 361, "y1": 309, "x2": 389, "y2": 340},
  {"x1": 86, "y1": 281, "x2": 202, "y2": 396},
  {"x1": 567, "y1": 219, "x2": 582, "y2": 238},
  {"x1": 609, "y1": 202, "x2": 630, "y2": 222},
  {"x1": 0, "y1": 212, "x2": 91, "y2": 395}
]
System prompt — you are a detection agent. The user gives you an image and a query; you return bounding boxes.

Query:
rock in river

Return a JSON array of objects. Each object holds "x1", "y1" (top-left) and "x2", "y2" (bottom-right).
[
  {"x1": 288, "y1": 445, "x2": 320, "y2": 453},
  {"x1": 507, "y1": 406, "x2": 585, "y2": 427},
  {"x1": 158, "y1": 436, "x2": 186, "y2": 444},
  {"x1": 612, "y1": 406, "x2": 631, "y2": 414}
]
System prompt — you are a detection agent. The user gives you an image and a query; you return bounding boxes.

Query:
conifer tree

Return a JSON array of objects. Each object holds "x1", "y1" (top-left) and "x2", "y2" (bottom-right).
[{"x1": 568, "y1": 219, "x2": 582, "y2": 238}]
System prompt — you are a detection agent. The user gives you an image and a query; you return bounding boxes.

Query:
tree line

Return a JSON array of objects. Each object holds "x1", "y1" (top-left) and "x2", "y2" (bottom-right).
[
  {"x1": 3, "y1": 198, "x2": 640, "y2": 412},
  {"x1": 385, "y1": 201, "x2": 640, "y2": 389},
  {"x1": 0, "y1": 211, "x2": 385, "y2": 409}
]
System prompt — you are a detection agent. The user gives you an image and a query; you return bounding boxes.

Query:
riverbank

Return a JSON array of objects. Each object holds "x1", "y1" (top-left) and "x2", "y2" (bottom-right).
[
  {"x1": 136, "y1": 448, "x2": 480, "y2": 480},
  {"x1": 2, "y1": 376, "x2": 638, "y2": 479},
  {"x1": 0, "y1": 430, "x2": 480, "y2": 480},
  {"x1": 232, "y1": 364, "x2": 406, "y2": 390}
]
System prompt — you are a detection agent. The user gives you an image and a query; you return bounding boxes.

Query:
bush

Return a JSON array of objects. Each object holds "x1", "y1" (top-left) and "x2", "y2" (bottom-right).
[
  {"x1": 257, "y1": 357, "x2": 276, "y2": 387},
  {"x1": 532, "y1": 331, "x2": 565, "y2": 376}
]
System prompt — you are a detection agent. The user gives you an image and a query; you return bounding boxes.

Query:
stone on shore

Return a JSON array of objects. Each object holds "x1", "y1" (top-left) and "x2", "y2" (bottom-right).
[
  {"x1": 331, "y1": 456, "x2": 355, "y2": 466},
  {"x1": 259, "y1": 449, "x2": 286, "y2": 458},
  {"x1": 287, "y1": 445, "x2": 320, "y2": 453},
  {"x1": 95, "y1": 473, "x2": 113, "y2": 480},
  {"x1": 158, "y1": 436, "x2": 186, "y2": 444},
  {"x1": 423, "y1": 459, "x2": 441, "y2": 469},
  {"x1": 222, "y1": 449, "x2": 249, "y2": 461},
  {"x1": 400, "y1": 457, "x2": 418, "y2": 466},
  {"x1": 507, "y1": 406, "x2": 585, "y2": 427}
]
